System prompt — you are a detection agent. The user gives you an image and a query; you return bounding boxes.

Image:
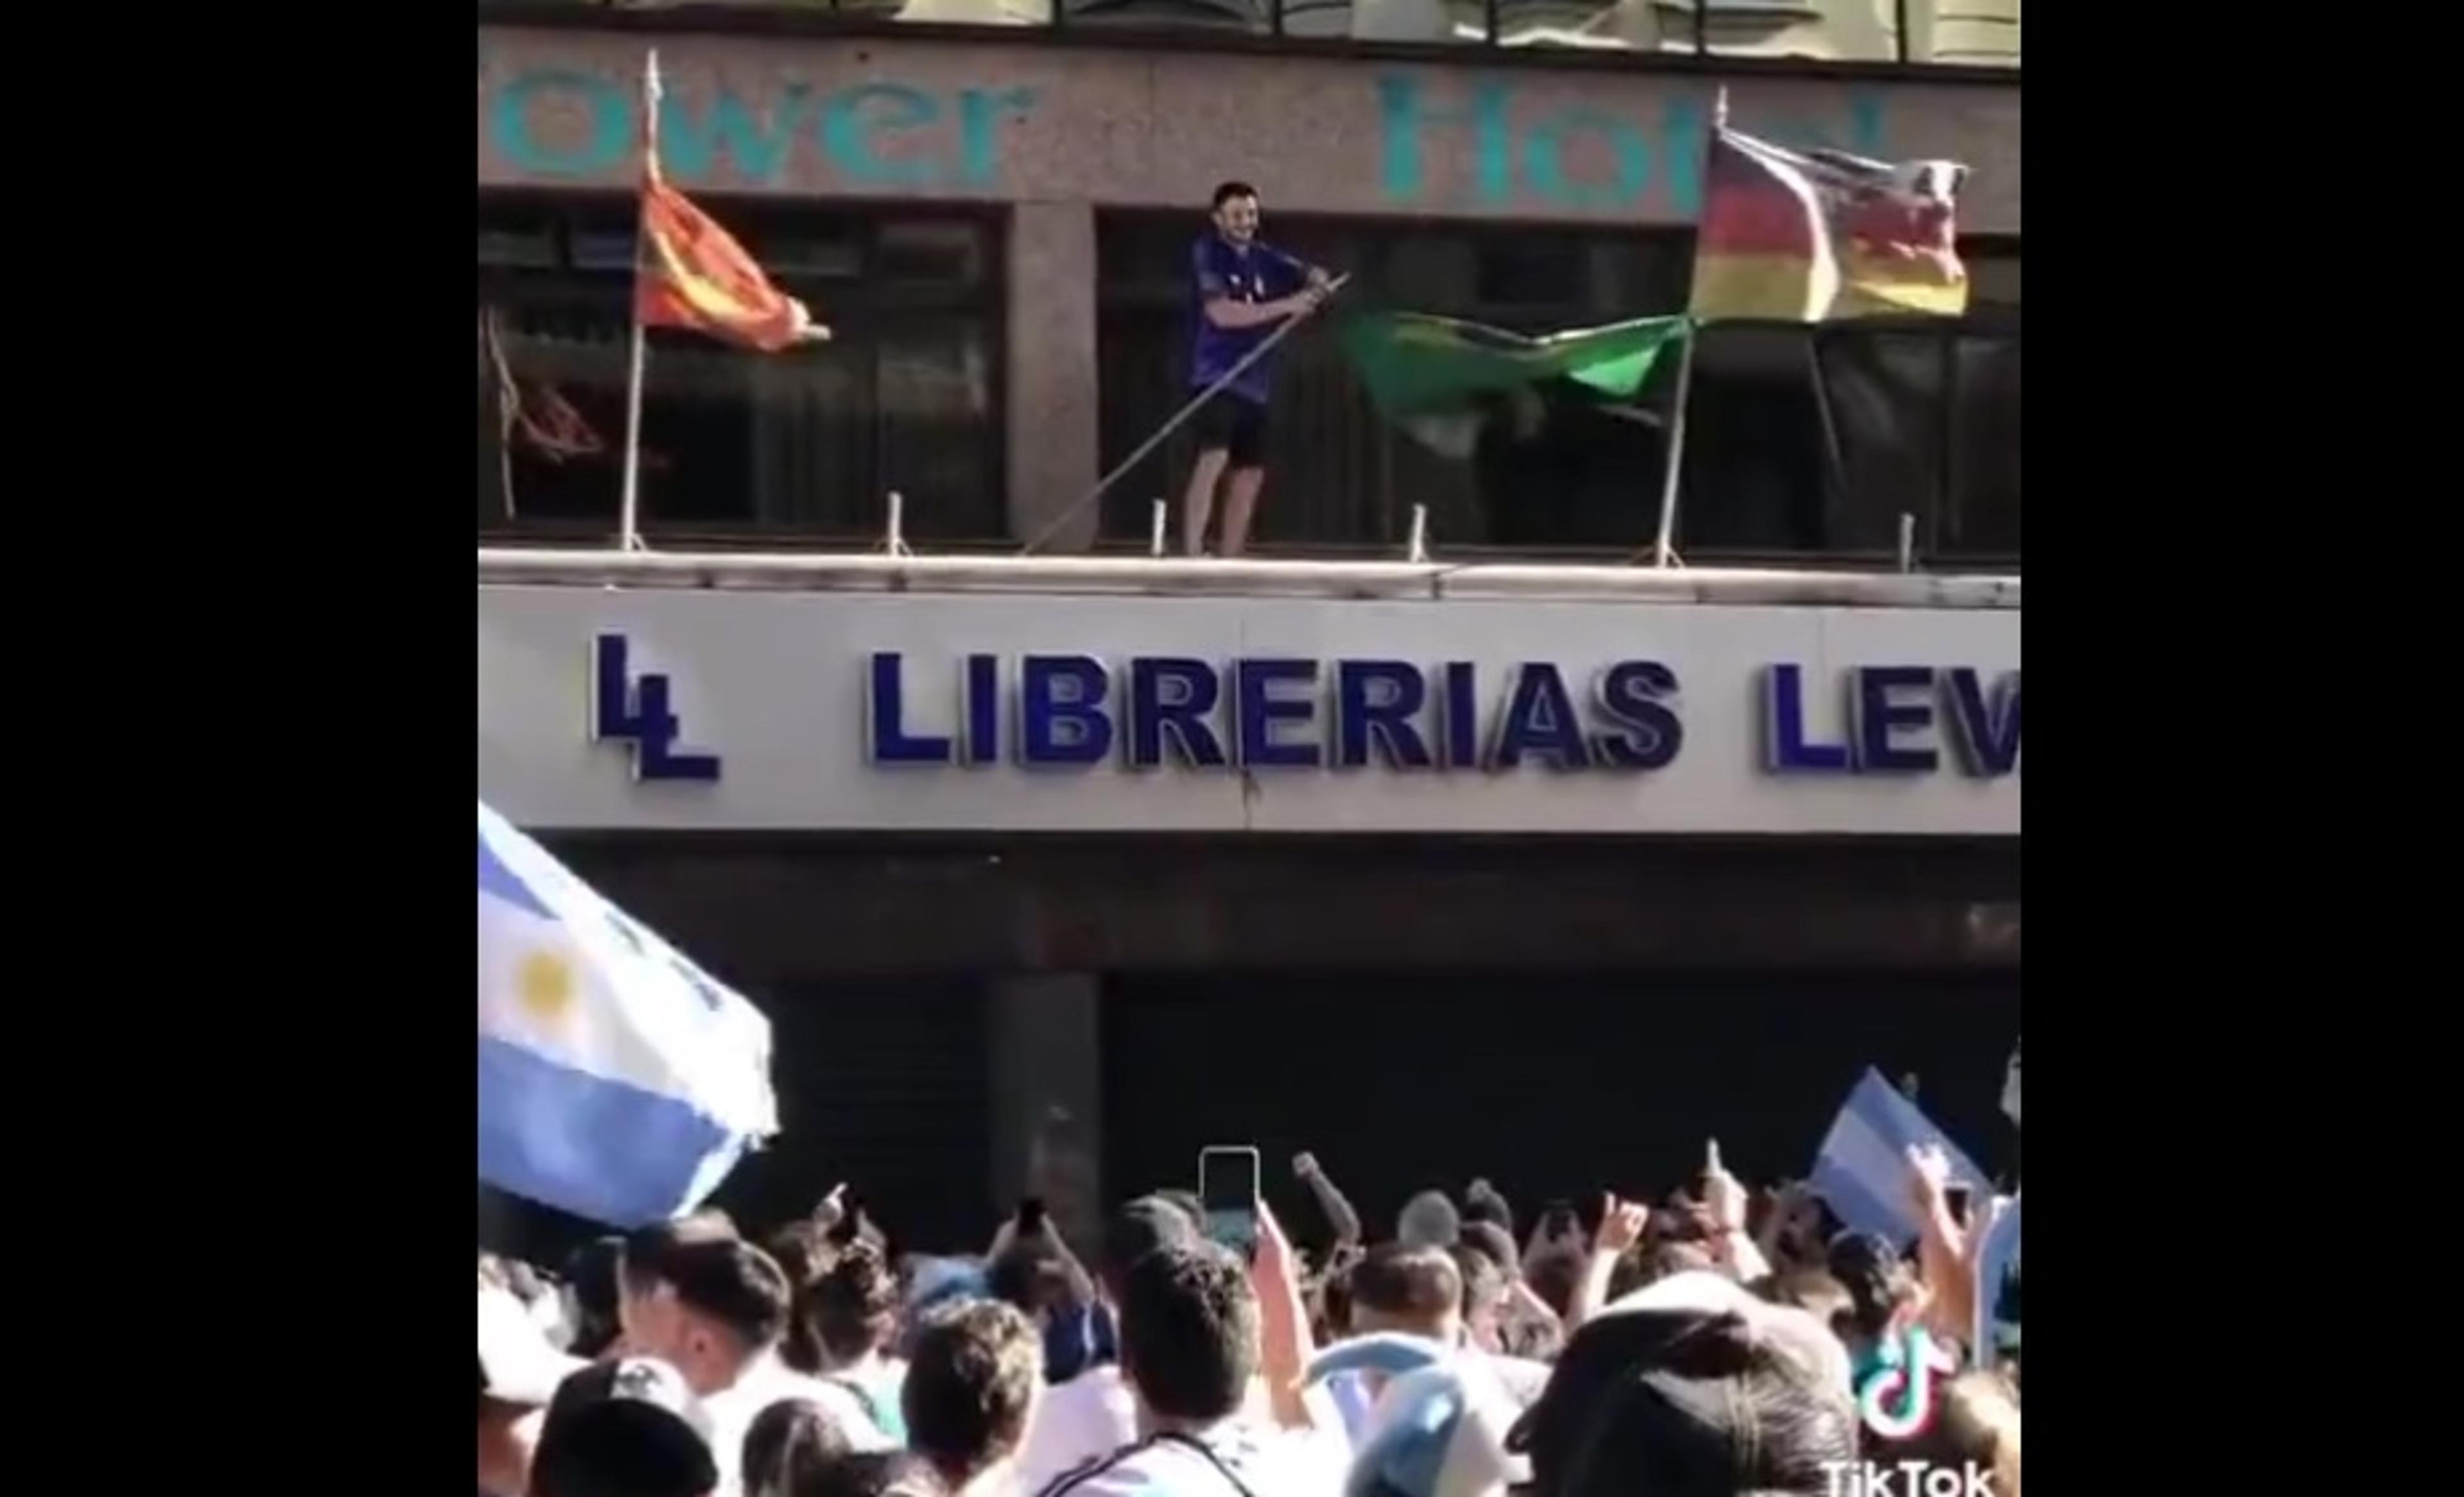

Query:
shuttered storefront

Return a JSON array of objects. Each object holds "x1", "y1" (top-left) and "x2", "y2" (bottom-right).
[
  {"x1": 712, "y1": 979, "x2": 993, "y2": 1254},
  {"x1": 1101, "y1": 973, "x2": 2019, "y2": 1243}
]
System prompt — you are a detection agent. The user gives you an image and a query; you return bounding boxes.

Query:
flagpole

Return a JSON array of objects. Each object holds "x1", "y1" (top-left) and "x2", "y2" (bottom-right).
[
  {"x1": 1647, "y1": 329, "x2": 1696, "y2": 568},
  {"x1": 616, "y1": 49, "x2": 662, "y2": 555},
  {"x1": 1645, "y1": 85, "x2": 1728, "y2": 569},
  {"x1": 1018, "y1": 272, "x2": 1350, "y2": 556}
]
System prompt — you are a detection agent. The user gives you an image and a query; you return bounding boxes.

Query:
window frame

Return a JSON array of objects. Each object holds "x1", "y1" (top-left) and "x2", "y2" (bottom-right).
[{"x1": 479, "y1": 189, "x2": 1011, "y2": 546}]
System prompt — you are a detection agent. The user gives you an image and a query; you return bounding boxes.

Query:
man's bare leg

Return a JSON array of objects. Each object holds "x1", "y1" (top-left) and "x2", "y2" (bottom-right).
[
  {"x1": 1183, "y1": 447, "x2": 1230, "y2": 556},
  {"x1": 1218, "y1": 466, "x2": 1266, "y2": 558}
]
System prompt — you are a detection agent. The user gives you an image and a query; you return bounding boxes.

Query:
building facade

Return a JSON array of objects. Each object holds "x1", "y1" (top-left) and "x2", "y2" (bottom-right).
[
  {"x1": 479, "y1": 7, "x2": 2019, "y2": 564},
  {"x1": 476, "y1": 7, "x2": 2020, "y2": 1253}
]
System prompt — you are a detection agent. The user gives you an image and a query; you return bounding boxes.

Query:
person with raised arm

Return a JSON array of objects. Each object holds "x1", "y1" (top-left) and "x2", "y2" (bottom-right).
[{"x1": 1177, "y1": 181, "x2": 1331, "y2": 558}]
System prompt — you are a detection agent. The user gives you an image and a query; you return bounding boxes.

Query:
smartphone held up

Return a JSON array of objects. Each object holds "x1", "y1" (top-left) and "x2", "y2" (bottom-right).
[{"x1": 1197, "y1": 1145, "x2": 1262, "y2": 1263}]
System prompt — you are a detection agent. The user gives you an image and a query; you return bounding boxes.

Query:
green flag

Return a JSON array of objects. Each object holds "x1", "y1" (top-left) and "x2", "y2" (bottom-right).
[{"x1": 1339, "y1": 311, "x2": 1690, "y2": 457}]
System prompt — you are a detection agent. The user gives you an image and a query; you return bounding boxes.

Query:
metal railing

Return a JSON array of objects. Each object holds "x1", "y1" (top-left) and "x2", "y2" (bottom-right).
[{"x1": 478, "y1": 538, "x2": 2021, "y2": 607}]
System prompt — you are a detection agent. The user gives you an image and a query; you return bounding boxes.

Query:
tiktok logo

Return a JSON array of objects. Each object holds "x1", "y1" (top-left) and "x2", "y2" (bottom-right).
[{"x1": 1854, "y1": 1326, "x2": 1958, "y2": 1441}]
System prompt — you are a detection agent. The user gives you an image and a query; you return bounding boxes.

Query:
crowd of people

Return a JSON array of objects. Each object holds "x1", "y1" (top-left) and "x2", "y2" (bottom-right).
[{"x1": 477, "y1": 1149, "x2": 2021, "y2": 1497}]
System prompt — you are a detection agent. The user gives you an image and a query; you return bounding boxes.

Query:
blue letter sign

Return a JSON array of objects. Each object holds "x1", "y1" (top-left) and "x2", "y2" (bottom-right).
[
  {"x1": 591, "y1": 635, "x2": 722, "y2": 783},
  {"x1": 859, "y1": 653, "x2": 2015, "y2": 782},
  {"x1": 861, "y1": 653, "x2": 1684, "y2": 774},
  {"x1": 1762, "y1": 664, "x2": 2021, "y2": 778}
]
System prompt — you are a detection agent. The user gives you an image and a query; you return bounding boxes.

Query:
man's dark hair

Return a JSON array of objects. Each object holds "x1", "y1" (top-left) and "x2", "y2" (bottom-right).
[
  {"x1": 1100, "y1": 1196, "x2": 1199, "y2": 1302},
  {"x1": 742, "y1": 1396, "x2": 851, "y2": 1497},
  {"x1": 902, "y1": 1299, "x2": 1044, "y2": 1484},
  {"x1": 767, "y1": 1220, "x2": 831, "y2": 1288},
  {"x1": 1824, "y1": 1233, "x2": 1914, "y2": 1344},
  {"x1": 1318, "y1": 1263, "x2": 1354, "y2": 1339},
  {"x1": 663, "y1": 1238, "x2": 792, "y2": 1351},
  {"x1": 1154, "y1": 1190, "x2": 1206, "y2": 1232},
  {"x1": 1211, "y1": 181, "x2": 1258, "y2": 210},
  {"x1": 810, "y1": 1241, "x2": 900, "y2": 1365},
  {"x1": 987, "y1": 1241, "x2": 1088, "y2": 1326},
  {"x1": 1118, "y1": 1242, "x2": 1260, "y2": 1422},
  {"x1": 1348, "y1": 1244, "x2": 1462, "y2": 1324},
  {"x1": 620, "y1": 1213, "x2": 739, "y2": 1297}
]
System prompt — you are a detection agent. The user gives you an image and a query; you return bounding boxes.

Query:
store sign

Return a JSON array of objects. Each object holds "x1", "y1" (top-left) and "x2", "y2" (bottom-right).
[
  {"x1": 483, "y1": 67, "x2": 1035, "y2": 189},
  {"x1": 1374, "y1": 76, "x2": 1890, "y2": 216},
  {"x1": 863, "y1": 653, "x2": 2017, "y2": 778},
  {"x1": 479, "y1": 590, "x2": 2021, "y2": 835},
  {"x1": 592, "y1": 635, "x2": 721, "y2": 783}
]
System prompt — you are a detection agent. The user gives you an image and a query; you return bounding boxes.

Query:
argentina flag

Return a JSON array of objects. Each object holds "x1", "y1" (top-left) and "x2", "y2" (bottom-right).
[
  {"x1": 477, "y1": 800, "x2": 777, "y2": 1227},
  {"x1": 1809, "y1": 1068, "x2": 1987, "y2": 1245}
]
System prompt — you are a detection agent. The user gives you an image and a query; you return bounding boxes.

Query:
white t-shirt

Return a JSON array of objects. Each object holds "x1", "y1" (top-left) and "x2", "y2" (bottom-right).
[
  {"x1": 1029, "y1": 1417, "x2": 1346, "y2": 1497},
  {"x1": 1488, "y1": 1352, "x2": 1552, "y2": 1408},
  {"x1": 1016, "y1": 1365, "x2": 1142, "y2": 1496},
  {"x1": 702, "y1": 1350, "x2": 898, "y2": 1496}
]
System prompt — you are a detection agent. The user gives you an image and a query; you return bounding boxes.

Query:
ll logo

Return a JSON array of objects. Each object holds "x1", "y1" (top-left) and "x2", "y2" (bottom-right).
[{"x1": 591, "y1": 634, "x2": 722, "y2": 783}]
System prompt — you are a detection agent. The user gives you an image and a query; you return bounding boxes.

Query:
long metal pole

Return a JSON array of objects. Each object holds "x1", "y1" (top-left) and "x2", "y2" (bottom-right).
[
  {"x1": 615, "y1": 318, "x2": 649, "y2": 552},
  {"x1": 1647, "y1": 327, "x2": 1698, "y2": 568},
  {"x1": 616, "y1": 50, "x2": 662, "y2": 554},
  {"x1": 1020, "y1": 272, "x2": 1351, "y2": 556},
  {"x1": 1643, "y1": 86, "x2": 1729, "y2": 569}
]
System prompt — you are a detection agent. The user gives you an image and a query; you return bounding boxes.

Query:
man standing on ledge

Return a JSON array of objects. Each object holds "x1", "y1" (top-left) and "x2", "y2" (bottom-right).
[{"x1": 1181, "y1": 181, "x2": 1331, "y2": 558}]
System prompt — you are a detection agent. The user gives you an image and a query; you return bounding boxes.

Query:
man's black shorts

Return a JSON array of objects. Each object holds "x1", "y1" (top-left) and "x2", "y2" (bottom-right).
[{"x1": 1193, "y1": 393, "x2": 1269, "y2": 469}]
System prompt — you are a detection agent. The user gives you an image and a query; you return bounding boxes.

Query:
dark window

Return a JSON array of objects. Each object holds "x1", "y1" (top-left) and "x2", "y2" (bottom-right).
[{"x1": 479, "y1": 192, "x2": 1005, "y2": 545}]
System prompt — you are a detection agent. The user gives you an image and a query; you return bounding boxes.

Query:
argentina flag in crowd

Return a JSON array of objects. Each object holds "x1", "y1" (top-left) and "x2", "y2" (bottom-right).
[
  {"x1": 477, "y1": 799, "x2": 776, "y2": 1228},
  {"x1": 1809, "y1": 1067, "x2": 1988, "y2": 1244}
]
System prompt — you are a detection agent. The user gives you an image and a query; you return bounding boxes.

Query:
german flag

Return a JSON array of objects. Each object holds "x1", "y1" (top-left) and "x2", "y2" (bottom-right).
[
  {"x1": 1689, "y1": 126, "x2": 1969, "y2": 323},
  {"x1": 637, "y1": 160, "x2": 828, "y2": 353}
]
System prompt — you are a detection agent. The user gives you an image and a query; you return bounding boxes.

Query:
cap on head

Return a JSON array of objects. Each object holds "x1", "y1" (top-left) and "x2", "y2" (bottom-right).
[
  {"x1": 1504, "y1": 1296, "x2": 1855, "y2": 1496},
  {"x1": 533, "y1": 1356, "x2": 719, "y2": 1497}
]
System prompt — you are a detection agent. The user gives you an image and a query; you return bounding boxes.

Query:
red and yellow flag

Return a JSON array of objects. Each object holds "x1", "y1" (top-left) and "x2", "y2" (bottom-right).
[
  {"x1": 637, "y1": 162, "x2": 827, "y2": 353},
  {"x1": 1689, "y1": 126, "x2": 1969, "y2": 323}
]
